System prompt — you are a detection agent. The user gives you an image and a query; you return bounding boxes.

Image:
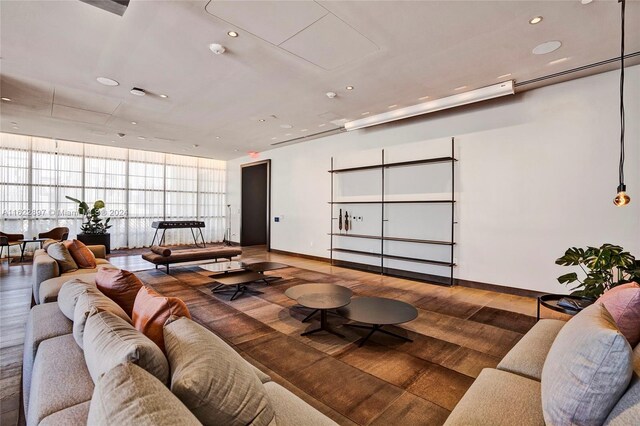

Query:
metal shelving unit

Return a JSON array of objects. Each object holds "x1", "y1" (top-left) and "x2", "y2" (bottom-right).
[{"x1": 329, "y1": 137, "x2": 457, "y2": 286}]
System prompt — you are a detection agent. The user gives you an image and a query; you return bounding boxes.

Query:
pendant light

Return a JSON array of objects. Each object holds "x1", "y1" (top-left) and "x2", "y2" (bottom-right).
[{"x1": 614, "y1": 0, "x2": 630, "y2": 207}]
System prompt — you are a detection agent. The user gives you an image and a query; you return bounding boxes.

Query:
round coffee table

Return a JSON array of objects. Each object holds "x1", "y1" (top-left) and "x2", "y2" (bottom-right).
[
  {"x1": 297, "y1": 292, "x2": 351, "y2": 338},
  {"x1": 285, "y1": 283, "x2": 353, "y2": 323},
  {"x1": 244, "y1": 261, "x2": 289, "y2": 283},
  {"x1": 337, "y1": 297, "x2": 418, "y2": 347}
]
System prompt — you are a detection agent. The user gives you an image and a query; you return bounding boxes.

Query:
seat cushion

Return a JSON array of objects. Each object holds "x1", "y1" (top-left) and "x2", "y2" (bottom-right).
[
  {"x1": 73, "y1": 291, "x2": 131, "y2": 348},
  {"x1": 541, "y1": 303, "x2": 633, "y2": 426},
  {"x1": 96, "y1": 268, "x2": 143, "y2": 317},
  {"x1": 87, "y1": 362, "x2": 201, "y2": 426},
  {"x1": 132, "y1": 286, "x2": 190, "y2": 352},
  {"x1": 39, "y1": 401, "x2": 90, "y2": 426},
  {"x1": 604, "y1": 345, "x2": 640, "y2": 425},
  {"x1": 497, "y1": 319, "x2": 565, "y2": 381},
  {"x1": 58, "y1": 278, "x2": 100, "y2": 320},
  {"x1": 83, "y1": 311, "x2": 169, "y2": 385},
  {"x1": 444, "y1": 369, "x2": 544, "y2": 426},
  {"x1": 39, "y1": 272, "x2": 97, "y2": 304},
  {"x1": 598, "y1": 282, "x2": 640, "y2": 346},
  {"x1": 264, "y1": 381, "x2": 337, "y2": 426},
  {"x1": 27, "y1": 334, "x2": 94, "y2": 426},
  {"x1": 164, "y1": 316, "x2": 275, "y2": 426},
  {"x1": 22, "y1": 303, "x2": 73, "y2": 414},
  {"x1": 64, "y1": 239, "x2": 97, "y2": 269},
  {"x1": 46, "y1": 242, "x2": 78, "y2": 273}
]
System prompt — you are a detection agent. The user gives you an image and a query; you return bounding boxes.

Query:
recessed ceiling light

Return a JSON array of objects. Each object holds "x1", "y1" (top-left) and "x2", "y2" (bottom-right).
[
  {"x1": 209, "y1": 43, "x2": 226, "y2": 55},
  {"x1": 227, "y1": 31, "x2": 239, "y2": 37},
  {"x1": 454, "y1": 86, "x2": 468, "y2": 91},
  {"x1": 280, "y1": 124, "x2": 293, "y2": 129},
  {"x1": 326, "y1": 92, "x2": 337, "y2": 99},
  {"x1": 215, "y1": 136, "x2": 221, "y2": 139},
  {"x1": 418, "y1": 96, "x2": 430, "y2": 101},
  {"x1": 361, "y1": 112, "x2": 370, "y2": 116},
  {"x1": 300, "y1": 129, "x2": 308, "y2": 132},
  {"x1": 285, "y1": 133, "x2": 292, "y2": 136},
  {"x1": 130, "y1": 87, "x2": 146, "y2": 96},
  {"x1": 159, "y1": 94, "x2": 168, "y2": 98},
  {"x1": 497, "y1": 73, "x2": 512, "y2": 79},
  {"x1": 259, "y1": 119, "x2": 266, "y2": 122},
  {"x1": 581, "y1": 0, "x2": 593, "y2": 4},
  {"x1": 96, "y1": 77, "x2": 119, "y2": 86},
  {"x1": 192, "y1": 144, "x2": 199, "y2": 148},
  {"x1": 271, "y1": 137, "x2": 278, "y2": 140},
  {"x1": 533, "y1": 40, "x2": 562, "y2": 55},
  {"x1": 137, "y1": 136, "x2": 145, "y2": 140},
  {"x1": 131, "y1": 121, "x2": 137, "y2": 125},
  {"x1": 548, "y1": 57, "x2": 570, "y2": 65},
  {"x1": 346, "y1": 86, "x2": 354, "y2": 90},
  {"x1": 388, "y1": 104, "x2": 398, "y2": 109},
  {"x1": 529, "y1": 16, "x2": 543, "y2": 25},
  {"x1": 1, "y1": 97, "x2": 12, "y2": 102},
  {"x1": 318, "y1": 124, "x2": 326, "y2": 127}
]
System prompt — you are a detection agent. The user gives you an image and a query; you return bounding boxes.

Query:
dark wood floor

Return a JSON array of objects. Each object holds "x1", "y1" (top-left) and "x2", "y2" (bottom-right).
[{"x1": 0, "y1": 247, "x2": 569, "y2": 426}]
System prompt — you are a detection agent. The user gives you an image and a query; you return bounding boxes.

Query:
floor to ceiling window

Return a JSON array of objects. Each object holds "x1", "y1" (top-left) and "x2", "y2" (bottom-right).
[{"x1": 0, "y1": 133, "x2": 226, "y2": 250}]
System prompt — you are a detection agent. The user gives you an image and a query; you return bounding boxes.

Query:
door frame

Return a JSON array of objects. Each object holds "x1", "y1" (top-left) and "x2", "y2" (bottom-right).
[{"x1": 240, "y1": 159, "x2": 271, "y2": 251}]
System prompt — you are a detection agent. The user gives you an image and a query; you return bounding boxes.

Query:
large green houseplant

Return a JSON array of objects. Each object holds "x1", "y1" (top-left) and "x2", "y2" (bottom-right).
[
  {"x1": 556, "y1": 243, "x2": 639, "y2": 298},
  {"x1": 65, "y1": 196, "x2": 112, "y2": 253}
]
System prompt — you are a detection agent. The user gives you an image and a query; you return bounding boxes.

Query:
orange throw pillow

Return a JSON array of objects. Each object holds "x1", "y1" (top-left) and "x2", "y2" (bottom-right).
[
  {"x1": 132, "y1": 286, "x2": 191, "y2": 352},
  {"x1": 63, "y1": 240, "x2": 97, "y2": 269},
  {"x1": 96, "y1": 269, "x2": 144, "y2": 317}
]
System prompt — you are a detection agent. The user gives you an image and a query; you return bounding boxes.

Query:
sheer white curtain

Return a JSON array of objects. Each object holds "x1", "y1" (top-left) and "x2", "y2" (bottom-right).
[{"x1": 1, "y1": 132, "x2": 227, "y2": 252}]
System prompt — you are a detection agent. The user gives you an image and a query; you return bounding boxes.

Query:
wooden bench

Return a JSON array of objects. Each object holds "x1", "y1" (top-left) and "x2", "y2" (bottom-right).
[{"x1": 142, "y1": 246, "x2": 242, "y2": 273}]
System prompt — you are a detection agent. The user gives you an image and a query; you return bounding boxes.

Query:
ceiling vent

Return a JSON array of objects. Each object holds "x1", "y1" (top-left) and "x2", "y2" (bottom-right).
[{"x1": 79, "y1": 0, "x2": 130, "y2": 16}]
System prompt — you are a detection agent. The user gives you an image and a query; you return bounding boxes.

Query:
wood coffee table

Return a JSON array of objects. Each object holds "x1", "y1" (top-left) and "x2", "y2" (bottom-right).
[
  {"x1": 297, "y1": 292, "x2": 351, "y2": 338},
  {"x1": 210, "y1": 271, "x2": 269, "y2": 301},
  {"x1": 337, "y1": 297, "x2": 418, "y2": 347},
  {"x1": 285, "y1": 283, "x2": 353, "y2": 323}
]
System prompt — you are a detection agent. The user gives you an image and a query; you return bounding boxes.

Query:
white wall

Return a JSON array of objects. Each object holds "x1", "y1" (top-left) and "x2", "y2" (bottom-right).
[{"x1": 227, "y1": 66, "x2": 640, "y2": 293}]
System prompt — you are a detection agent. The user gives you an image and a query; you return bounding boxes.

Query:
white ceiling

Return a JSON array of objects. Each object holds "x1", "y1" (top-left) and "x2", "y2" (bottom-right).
[{"x1": 1, "y1": 0, "x2": 638, "y2": 160}]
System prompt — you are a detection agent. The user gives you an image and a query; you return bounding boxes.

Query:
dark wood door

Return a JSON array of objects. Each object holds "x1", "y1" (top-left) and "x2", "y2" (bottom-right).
[{"x1": 241, "y1": 161, "x2": 270, "y2": 247}]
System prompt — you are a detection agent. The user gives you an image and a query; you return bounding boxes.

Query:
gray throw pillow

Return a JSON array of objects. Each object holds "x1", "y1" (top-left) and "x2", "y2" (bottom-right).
[
  {"x1": 163, "y1": 317, "x2": 275, "y2": 426},
  {"x1": 83, "y1": 310, "x2": 168, "y2": 385},
  {"x1": 46, "y1": 242, "x2": 78, "y2": 273},
  {"x1": 88, "y1": 362, "x2": 200, "y2": 426},
  {"x1": 58, "y1": 278, "x2": 100, "y2": 320},
  {"x1": 73, "y1": 291, "x2": 131, "y2": 348},
  {"x1": 541, "y1": 303, "x2": 633, "y2": 425}
]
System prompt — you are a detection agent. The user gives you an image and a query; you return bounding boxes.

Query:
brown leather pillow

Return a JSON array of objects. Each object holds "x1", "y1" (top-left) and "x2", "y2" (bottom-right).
[
  {"x1": 96, "y1": 269, "x2": 144, "y2": 317},
  {"x1": 132, "y1": 286, "x2": 190, "y2": 352},
  {"x1": 63, "y1": 240, "x2": 97, "y2": 269},
  {"x1": 150, "y1": 245, "x2": 172, "y2": 257}
]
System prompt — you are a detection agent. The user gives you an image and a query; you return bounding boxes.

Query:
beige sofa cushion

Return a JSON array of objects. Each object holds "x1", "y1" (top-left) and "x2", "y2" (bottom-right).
[
  {"x1": 444, "y1": 368, "x2": 544, "y2": 426},
  {"x1": 39, "y1": 401, "x2": 90, "y2": 426},
  {"x1": 27, "y1": 334, "x2": 94, "y2": 426},
  {"x1": 83, "y1": 311, "x2": 169, "y2": 385},
  {"x1": 497, "y1": 318, "x2": 565, "y2": 381},
  {"x1": 58, "y1": 278, "x2": 100, "y2": 320},
  {"x1": 87, "y1": 362, "x2": 201, "y2": 426},
  {"x1": 164, "y1": 317, "x2": 275, "y2": 426},
  {"x1": 264, "y1": 381, "x2": 338, "y2": 426},
  {"x1": 541, "y1": 303, "x2": 633, "y2": 426},
  {"x1": 604, "y1": 344, "x2": 640, "y2": 425},
  {"x1": 46, "y1": 242, "x2": 78, "y2": 273},
  {"x1": 73, "y1": 291, "x2": 131, "y2": 348},
  {"x1": 39, "y1": 272, "x2": 97, "y2": 304}
]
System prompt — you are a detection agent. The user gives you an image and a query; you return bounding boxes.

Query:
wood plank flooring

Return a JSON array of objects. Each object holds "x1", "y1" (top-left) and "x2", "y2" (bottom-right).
[{"x1": 0, "y1": 246, "x2": 571, "y2": 426}]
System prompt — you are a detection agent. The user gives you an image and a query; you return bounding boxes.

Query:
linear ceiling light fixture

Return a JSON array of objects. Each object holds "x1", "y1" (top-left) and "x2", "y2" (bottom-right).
[
  {"x1": 344, "y1": 81, "x2": 514, "y2": 131},
  {"x1": 614, "y1": 0, "x2": 630, "y2": 206}
]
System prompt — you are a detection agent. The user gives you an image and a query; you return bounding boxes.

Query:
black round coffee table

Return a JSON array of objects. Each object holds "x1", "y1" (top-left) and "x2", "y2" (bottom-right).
[
  {"x1": 285, "y1": 283, "x2": 353, "y2": 323},
  {"x1": 537, "y1": 294, "x2": 595, "y2": 320},
  {"x1": 297, "y1": 292, "x2": 351, "y2": 338},
  {"x1": 337, "y1": 297, "x2": 418, "y2": 347}
]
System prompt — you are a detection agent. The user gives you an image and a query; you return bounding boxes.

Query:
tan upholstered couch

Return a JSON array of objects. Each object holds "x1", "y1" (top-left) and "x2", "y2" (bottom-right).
[
  {"x1": 445, "y1": 318, "x2": 640, "y2": 425},
  {"x1": 32, "y1": 246, "x2": 116, "y2": 304},
  {"x1": 22, "y1": 280, "x2": 337, "y2": 425}
]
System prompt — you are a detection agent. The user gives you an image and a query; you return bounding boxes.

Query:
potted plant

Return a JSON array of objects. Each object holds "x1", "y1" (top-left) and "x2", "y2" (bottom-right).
[
  {"x1": 555, "y1": 243, "x2": 639, "y2": 298},
  {"x1": 65, "y1": 196, "x2": 112, "y2": 253}
]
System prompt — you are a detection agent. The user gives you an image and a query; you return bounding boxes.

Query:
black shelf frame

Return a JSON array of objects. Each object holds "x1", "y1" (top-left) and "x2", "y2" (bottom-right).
[{"x1": 329, "y1": 137, "x2": 457, "y2": 286}]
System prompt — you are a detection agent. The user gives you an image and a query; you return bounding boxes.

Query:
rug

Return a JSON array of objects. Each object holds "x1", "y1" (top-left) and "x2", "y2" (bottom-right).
[{"x1": 136, "y1": 264, "x2": 536, "y2": 426}]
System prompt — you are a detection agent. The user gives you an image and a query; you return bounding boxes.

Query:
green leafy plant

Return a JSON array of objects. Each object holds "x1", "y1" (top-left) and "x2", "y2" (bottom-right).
[
  {"x1": 65, "y1": 196, "x2": 111, "y2": 235},
  {"x1": 556, "y1": 244, "x2": 638, "y2": 298}
]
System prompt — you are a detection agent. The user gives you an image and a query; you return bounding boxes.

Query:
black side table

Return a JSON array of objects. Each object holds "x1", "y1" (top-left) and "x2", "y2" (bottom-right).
[{"x1": 537, "y1": 294, "x2": 595, "y2": 321}]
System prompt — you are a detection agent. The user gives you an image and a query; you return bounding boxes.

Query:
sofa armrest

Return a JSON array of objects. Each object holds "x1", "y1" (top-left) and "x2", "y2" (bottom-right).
[
  {"x1": 87, "y1": 245, "x2": 106, "y2": 259},
  {"x1": 32, "y1": 253, "x2": 59, "y2": 304}
]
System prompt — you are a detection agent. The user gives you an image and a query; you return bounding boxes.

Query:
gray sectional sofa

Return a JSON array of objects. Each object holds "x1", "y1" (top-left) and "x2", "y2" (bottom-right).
[
  {"x1": 23, "y1": 276, "x2": 337, "y2": 425},
  {"x1": 445, "y1": 314, "x2": 640, "y2": 425},
  {"x1": 32, "y1": 245, "x2": 116, "y2": 304}
]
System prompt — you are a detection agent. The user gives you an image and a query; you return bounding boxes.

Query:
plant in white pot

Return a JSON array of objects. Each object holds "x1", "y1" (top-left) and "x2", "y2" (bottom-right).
[{"x1": 65, "y1": 196, "x2": 112, "y2": 253}]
